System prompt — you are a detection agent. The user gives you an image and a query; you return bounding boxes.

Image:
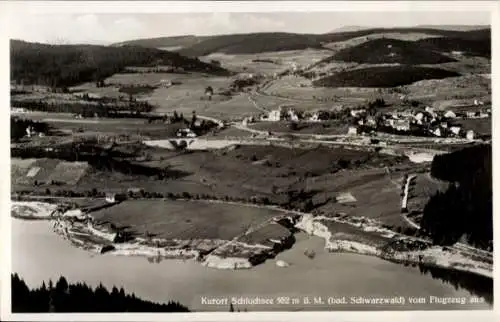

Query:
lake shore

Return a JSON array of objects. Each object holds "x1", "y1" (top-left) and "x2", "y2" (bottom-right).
[{"x1": 11, "y1": 200, "x2": 493, "y2": 278}]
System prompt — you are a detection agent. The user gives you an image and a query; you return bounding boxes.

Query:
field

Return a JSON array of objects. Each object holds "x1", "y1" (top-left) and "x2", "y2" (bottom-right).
[
  {"x1": 249, "y1": 121, "x2": 350, "y2": 135},
  {"x1": 91, "y1": 199, "x2": 290, "y2": 240},
  {"x1": 200, "y1": 49, "x2": 332, "y2": 75},
  {"x1": 11, "y1": 158, "x2": 89, "y2": 186}
]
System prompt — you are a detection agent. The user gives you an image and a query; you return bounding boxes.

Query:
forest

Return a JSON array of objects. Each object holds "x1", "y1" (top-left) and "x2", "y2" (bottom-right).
[
  {"x1": 421, "y1": 144, "x2": 492, "y2": 250},
  {"x1": 10, "y1": 40, "x2": 228, "y2": 88},
  {"x1": 11, "y1": 273, "x2": 189, "y2": 312}
]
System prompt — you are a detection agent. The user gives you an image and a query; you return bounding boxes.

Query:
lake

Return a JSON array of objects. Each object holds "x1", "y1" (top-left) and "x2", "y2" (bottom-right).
[{"x1": 11, "y1": 218, "x2": 491, "y2": 312}]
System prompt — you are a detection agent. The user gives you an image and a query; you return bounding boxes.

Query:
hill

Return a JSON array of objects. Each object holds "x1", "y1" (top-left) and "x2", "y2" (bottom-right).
[
  {"x1": 312, "y1": 66, "x2": 461, "y2": 88},
  {"x1": 177, "y1": 32, "x2": 324, "y2": 57},
  {"x1": 328, "y1": 38, "x2": 456, "y2": 65},
  {"x1": 416, "y1": 25, "x2": 490, "y2": 32},
  {"x1": 113, "y1": 35, "x2": 211, "y2": 49},
  {"x1": 10, "y1": 40, "x2": 229, "y2": 88},
  {"x1": 110, "y1": 27, "x2": 490, "y2": 57},
  {"x1": 416, "y1": 35, "x2": 490, "y2": 58}
]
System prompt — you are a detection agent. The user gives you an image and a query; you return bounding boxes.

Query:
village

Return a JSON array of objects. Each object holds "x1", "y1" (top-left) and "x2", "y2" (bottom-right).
[{"x1": 252, "y1": 98, "x2": 490, "y2": 141}]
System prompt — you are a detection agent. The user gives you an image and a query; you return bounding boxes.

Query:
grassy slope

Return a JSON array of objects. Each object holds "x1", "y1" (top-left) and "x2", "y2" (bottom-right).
[
  {"x1": 10, "y1": 40, "x2": 229, "y2": 87},
  {"x1": 313, "y1": 66, "x2": 461, "y2": 88}
]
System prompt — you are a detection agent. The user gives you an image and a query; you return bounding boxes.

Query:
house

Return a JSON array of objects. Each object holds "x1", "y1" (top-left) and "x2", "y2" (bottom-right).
[
  {"x1": 309, "y1": 113, "x2": 320, "y2": 122},
  {"x1": 350, "y1": 109, "x2": 366, "y2": 117},
  {"x1": 444, "y1": 110, "x2": 456, "y2": 119},
  {"x1": 177, "y1": 128, "x2": 197, "y2": 138},
  {"x1": 105, "y1": 193, "x2": 127, "y2": 203},
  {"x1": 347, "y1": 127, "x2": 358, "y2": 136},
  {"x1": 366, "y1": 116, "x2": 376, "y2": 127},
  {"x1": 414, "y1": 112, "x2": 424, "y2": 123},
  {"x1": 450, "y1": 126, "x2": 462, "y2": 136},
  {"x1": 466, "y1": 130, "x2": 475, "y2": 141},
  {"x1": 432, "y1": 128, "x2": 442, "y2": 137},
  {"x1": 267, "y1": 108, "x2": 281, "y2": 121},
  {"x1": 466, "y1": 111, "x2": 476, "y2": 118},
  {"x1": 288, "y1": 109, "x2": 299, "y2": 122},
  {"x1": 393, "y1": 120, "x2": 410, "y2": 131}
]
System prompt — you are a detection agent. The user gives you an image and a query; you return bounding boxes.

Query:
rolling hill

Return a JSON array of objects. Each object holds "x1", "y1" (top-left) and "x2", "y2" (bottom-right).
[
  {"x1": 10, "y1": 40, "x2": 229, "y2": 87},
  {"x1": 328, "y1": 38, "x2": 457, "y2": 65},
  {"x1": 312, "y1": 66, "x2": 461, "y2": 88},
  {"x1": 113, "y1": 35, "x2": 211, "y2": 50},
  {"x1": 111, "y1": 27, "x2": 490, "y2": 57}
]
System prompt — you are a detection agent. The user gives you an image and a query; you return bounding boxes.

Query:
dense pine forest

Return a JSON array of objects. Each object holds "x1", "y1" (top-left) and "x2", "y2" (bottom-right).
[
  {"x1": 10, "y1": 40, "x2": 229, "y2": 88},
  {"x1": 11, "y1": 273, "x2": 190, "y2": 312},
  {"x1": 421, "y1": 144, "x2": 492, "y2": 250}
]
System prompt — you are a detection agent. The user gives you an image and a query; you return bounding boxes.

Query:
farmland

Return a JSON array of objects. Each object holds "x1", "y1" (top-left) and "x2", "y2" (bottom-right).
[
  {"x1": 10, "y1": 23, "x2": 492, "y2": 289},
  {"x1": 91, "y1": 199, "x2": 291, "y2": 241}
]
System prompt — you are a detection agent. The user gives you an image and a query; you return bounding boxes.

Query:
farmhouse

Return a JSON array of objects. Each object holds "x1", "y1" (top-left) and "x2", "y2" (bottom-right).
[
  {"x1": 466, "y1": 130, "x2": 475, "y2": 141},
  {"x1": 449, "y1": 126, "x2": 462, "y2": 136},
  {"x1": 262, "y1": 108, "x2": 281, "y2": 122},
  {"x1": 350, "y1": 109, "x2": 366, "y2": 117},
  {"x1": 347, "y1": 127, "x2": 358, "y2": 136},
  {"x1": 106, "y1": 193, "x2": 127, "y2": 203}
]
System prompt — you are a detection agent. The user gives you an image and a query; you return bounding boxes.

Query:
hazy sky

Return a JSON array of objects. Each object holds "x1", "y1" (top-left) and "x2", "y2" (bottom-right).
[{"x1": 8, "y1": 11, "x2": 491, "y2": 45}]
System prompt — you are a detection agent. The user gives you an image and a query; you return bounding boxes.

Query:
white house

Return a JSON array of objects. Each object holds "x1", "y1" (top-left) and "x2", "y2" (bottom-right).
[
  {"x1": 414, "y1": 112, "x2": 424, "y2": 123},
  {"x1": 347, "y1": 127, "x2": 358, "y2": 136},
  {"x1": 267, "y1": 108, "x2": 281, "y2": 121},
  {"x1": 466, "y1": 130, "x2": 475, "y2": 141},
  {"x1": 350, "y1": 109, "x2": 366, "y2": 117},
  {"x1": 309, "y1": 113, "x2": 320, "y2": 122},
  {"x1": 105, "y1": 193, "x2": 116, "y2": 203},
  {"x1": 444, "y1": 110, "x2": 456, "y2": 119},
  {"x1": 432, "y1": 128, "x2": 442, "y2": 137},
  {"x1": 288, "y1": 109, "x2": 299, "y2": 122},
  {"x1": 450, "y1": 126, "x2": 462, "y2": 136}
]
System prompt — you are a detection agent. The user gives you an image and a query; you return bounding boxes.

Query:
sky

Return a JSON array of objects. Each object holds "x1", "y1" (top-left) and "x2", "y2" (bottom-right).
[{"x1": 7, "y1": 11, "x2": 491, "y2": 45}]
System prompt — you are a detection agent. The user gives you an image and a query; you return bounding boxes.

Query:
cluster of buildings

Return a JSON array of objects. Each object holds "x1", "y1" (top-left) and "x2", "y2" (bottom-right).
[{"x1": 351, "y1": 106, "x2": 490, "y2": 140}]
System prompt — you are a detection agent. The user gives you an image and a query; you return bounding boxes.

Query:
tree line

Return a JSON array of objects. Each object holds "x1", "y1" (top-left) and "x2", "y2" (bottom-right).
[
  {"x1": 421, "y1": 144, "x2": 492, "y2": 250},
  {"x1": 11, "y1": 99, "x2": 155, "y2": 116},
  {"x1": 11, "y1": 273, "x2": 189, "y2": 312},
  {"x1": 11, "y1": 117, "x2": 50, "y2": 141}
]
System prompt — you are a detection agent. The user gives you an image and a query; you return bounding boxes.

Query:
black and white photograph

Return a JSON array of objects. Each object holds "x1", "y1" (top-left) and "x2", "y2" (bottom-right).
[{"x1": 1, "y1": 1, "x2": 497, "y2": 320}]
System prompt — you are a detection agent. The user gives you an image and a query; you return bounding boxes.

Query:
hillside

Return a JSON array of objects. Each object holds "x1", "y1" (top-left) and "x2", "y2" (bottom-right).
[
  {"x1": 113, "y1": 35, "x2": 211, "y2": 50},
  {"x1": 312, "y1": 66, "x2": 461, "y2": 88},
  {"x1": 10, "y1": 40, "x2": 229, "y2": 88},
  {"x1": 416, "y1": 36, "x2": 491, "y2": 58},
  {"x1": 177, "y1": 32, "x2": 324, "y2": 57},
  {"x1": 110, "y1": 27, "x2": 490, "y2": 57},
  {"x1": 328, "y1": 38, "x2": 456, "y2": 65}
]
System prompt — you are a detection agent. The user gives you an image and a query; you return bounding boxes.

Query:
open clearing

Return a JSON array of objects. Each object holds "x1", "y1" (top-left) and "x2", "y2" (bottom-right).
[
  {"x1": 91, "y1": 199, "x2": 290, "y2": 241},
  {"x1": 200, "y1": 49, "x2": 333, "y2": 75}
]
